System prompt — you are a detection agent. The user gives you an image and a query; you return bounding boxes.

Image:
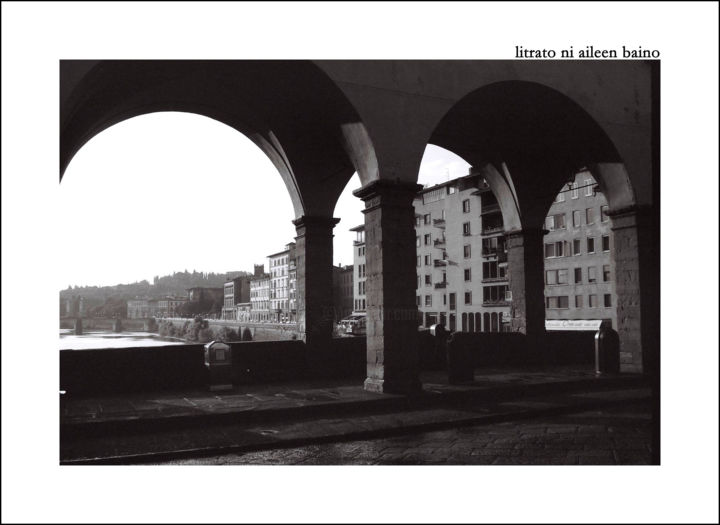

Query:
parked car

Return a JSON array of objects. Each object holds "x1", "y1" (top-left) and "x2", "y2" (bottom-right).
[{"x1": 336, "y1": 313, "x2": 367, "y2": 336}]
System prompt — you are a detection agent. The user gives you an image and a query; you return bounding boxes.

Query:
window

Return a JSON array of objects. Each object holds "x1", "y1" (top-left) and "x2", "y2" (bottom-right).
[
  {"x1": 588, "y1": 266, "x2": 597, "y2": 283},
  {"x1": 544, "y1": 241, "x2": 568, "y2": 258},
  {"x1": 572, "y1": 210, "x2": 581, "y2": 228},
  {"x1": 443, "y1": 294, "x2": 447, "y2": 305},
  {"x1": 575, "y1": 295, "x2": 583, "y2": 308},
  {"x1": 424, "y1": 254, "x2": 431, "y2": 266},
  {"x1": 573, "y1": 239, "x2": 581, "y2": 255},
  {"x1": 415, "y1": 216, "x2": 421, "y2": 226},
  {"x1": 463, "y1": 222, "x2": 471, "y2": 236},
  {"x1": 601, "y1": 264, "x2": 610, "y2": 282},
  {"x1": 483, "y1": 261, "x2": 499, "y2": 279},
  {"x1": 424, "y1": 234, "x2": 431, "y2": 246},
  {"x1": 545, "y1": 269, "x2": 568, "y2": 285},
  {"x1": 464, "y1": 291, "x2": 472, "y2": 305},
  {"x1": 557, "y1": 269, "x2": 568, "y2": 284},
  {"x1": 449, "y1": 293, "x2": 456, "y2": 310},
  {"x1": 441, "y1": 209, "x2": 446, "y2": 220},
  {"x1": 464, "y1": 268, "x2": 471, "y2": 281},
  {"x1": 416, "y1": 236, "x2": 420, "y2": 247},
  {"x1": 546, "y1": 296, "x2": 569, "y2": 309},
  {"x1": 587, "y1": 237, "x2": 595, "y2": 253},
  {"x1": 574, "y1": 267, "x2": 582, "y2": 283},
  {"x1": 601, "y1": 205, "x2": 609, "y2": 222},
  {"x1": 417, "y1": 275, "x2": 420, "y2": 289},
  {"x1": 425, "y1": 295, "x2": 432, "y2": 307},
  {"x1": 463, "y1": 245, "x2": 471, "y2": 258},
  {"x1": 462, "y1": 199, "x2": 470, "y2": 213},
  {"x1": 585, "y1": 178, "x2": 594, "y2": 196},
  {"x1": 546, "y1": 213, "x2": 566, "y2": 231},
  {"x1": 416, "y1": 256, "x2": 421, "y2": 267},
  {"x1": 602, "y1": 235, "x2": 610, "y2": 252},
  {"x1": 571, "y1": 182, "x2": 579, "y2": 199},
  {"x1": 589, "y1": 294, "x2": 598, "y2": 308},
  {"x1": 604, "y1": 294, "x2": 612, "y2": 307},
  {"x1": 554, "y1": 190, "x2": 565, "y2": 203},
  {"x1": 586, "y1": 207, "x2": 595, "y2": 225},
  {"x1": 416, "y1": 296, "x2": 421, "y2": 306},
  {"x1": 425, "y1": 274, "x2": 432, "y2": 286},
  {"x1": 447, "y1": 185, "x2": 456, "y2": 195},
  {"x1": 424, "y1": 213, "x2": 431, "y2": 225}
]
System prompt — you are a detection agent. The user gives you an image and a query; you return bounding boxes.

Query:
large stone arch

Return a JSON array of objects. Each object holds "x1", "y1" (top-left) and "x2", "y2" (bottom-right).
[
  {"x1": 60, "y1": 60, "x2": 377, "y2": 349},
  {"x1": 61, "y1": 60, "x2": 371, "y2": 218}
]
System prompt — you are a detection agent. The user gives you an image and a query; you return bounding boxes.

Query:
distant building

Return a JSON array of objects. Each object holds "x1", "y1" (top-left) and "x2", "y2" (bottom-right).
[
  {"x1": 333, "y1": 264, "x2": 354, "y2": 321},
  {"x1": 250, "y1": 266, "x2": 271, "y2": 322},
  {"x1": 236, "y1": 302, "x2": 252, "y2": 323},
  {"x1": 267, "y1": 243, "x2": 296, "y2": 323},
  {"x1": 543, "y1": 170, "x2": 616, "y2": 329},
  {"x1": 222, "y1": 276, "x2": 251, "y2": 320},
  {"x1": 412, "y1": 170, "x2": 511, "y2": 332},
  {"x1": 155, "y1": 296, "x2": 189, "y2": 318},
  {"x1": 127, "y1": 299, "x2": 150, "y2": 318},
  {"x1": 350, "y1": 225, "x2": 367, "y2": 313},
  {"x1": 186, "y1": 287, "x2": 224, "y2": 316}
]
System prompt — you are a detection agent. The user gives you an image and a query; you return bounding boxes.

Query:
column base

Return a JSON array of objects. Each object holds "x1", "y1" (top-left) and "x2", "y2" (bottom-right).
[{"x1": 364, "y1": 376, "x2": 422, "y2": 395}]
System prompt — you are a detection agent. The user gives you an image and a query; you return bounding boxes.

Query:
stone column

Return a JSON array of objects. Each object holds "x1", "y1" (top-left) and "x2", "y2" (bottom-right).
[
  {"x1": 506, "y1": 228, "x2": 547, "y2": 342},
  {"x1": 354, "y1": 180, "x2": 423, "y2": 394},
  {"x1": 608, "y1": 206, "x2": 658, "y2": 374},
  {"x1": 293, "y1": 215, "x2": 340, "y2": 350}
]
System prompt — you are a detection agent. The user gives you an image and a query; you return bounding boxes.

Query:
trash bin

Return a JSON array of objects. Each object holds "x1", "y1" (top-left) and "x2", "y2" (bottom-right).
[
  {"x1": 595, "y1": 322, "x2": 620, "y2": 375},
  {"x1": 204, "y1": 340, "x2": 233, "y2": 391}
]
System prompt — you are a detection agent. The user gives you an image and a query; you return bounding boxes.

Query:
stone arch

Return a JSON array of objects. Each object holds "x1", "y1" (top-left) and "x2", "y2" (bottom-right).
[{"x1": 61, "y1": 60, "x2": 372, "y2": 219}]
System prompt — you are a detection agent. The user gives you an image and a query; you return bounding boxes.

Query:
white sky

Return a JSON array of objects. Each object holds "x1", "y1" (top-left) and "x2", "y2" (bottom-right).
[{"x1": 59, "y1": 112, "x2": 470, "y2": 288}]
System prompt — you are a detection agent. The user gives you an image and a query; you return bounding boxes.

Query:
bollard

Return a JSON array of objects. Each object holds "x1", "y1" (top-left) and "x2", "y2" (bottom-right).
[
  {"x1": 595, "y1": 322, "x2": 620, "y2": 375},
  {"x1": 204, "y1": 341, "x2": 233, "y2": 391}
]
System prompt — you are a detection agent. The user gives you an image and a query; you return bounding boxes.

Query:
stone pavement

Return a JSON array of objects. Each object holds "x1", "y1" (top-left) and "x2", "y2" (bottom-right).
[
  {"x1": 157, "y1": 402, "x2": 653, "y2": 465},
  {"x1": 60, "y1": 367, "x2": 654, "y2": 465}
]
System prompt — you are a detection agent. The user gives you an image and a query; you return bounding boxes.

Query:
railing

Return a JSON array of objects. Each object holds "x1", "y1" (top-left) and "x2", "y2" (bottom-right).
[
  {"x1": 482, "y1": 225, "x2": 504, "y2": 235},
  {"x1": 482, "y1": 276, "x2": 508, "y2": 283},
  {"x1": 434, "y1": 282, "x2": 448, "y2": 289},
  {"x1": 480, "y1": 203, "x2": 500, "y2": 214},
  {"x1": 433, "y1": 238, "x2": 446, "y2": 247},
  {"x1": 482, "y1": 299, "x2": 510, "y2": 306},
  {"x1": 433, "y1": 259, "x2": 447, "y2": 267},
  {"x1": 432, "y1": 218, "x2": 446, "y2": 227}
]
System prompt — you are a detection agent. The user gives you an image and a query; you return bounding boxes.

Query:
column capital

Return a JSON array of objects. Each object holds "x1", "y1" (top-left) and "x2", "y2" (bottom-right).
[
  {"x1": 607, "y1": 204, "x2": 654, "y2": 232},
  {"x1": 353, "y1": 180, "x2": 423, "y2": 213},
  {"x1": 292, "y1": 215, "x2": 341, "y2": 229}
]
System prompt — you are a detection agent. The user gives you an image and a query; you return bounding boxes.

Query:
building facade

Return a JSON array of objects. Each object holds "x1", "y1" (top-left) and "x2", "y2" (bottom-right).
[
  {"x1": 543, "y1": 171, "x2": 616, "y2": 328},
  {"x1": 127, "y1": 299, "x2": 150, "y2": 319},
  {"x1": 222, "y1": 276, "x2": 251, "y2": 320},
  {"x1": 412, "y1": 171, "x2": 511, "y2": 333},
  {"x1": 250, "y1": 266, "x2": 271, "y2": 322},
  {"x1": 350, "y1": 225, "x2": 367, "y2": 313},
  {"x1": 267, "y1": 243, "x2": 296, "y2": 323},
  {"x1": 333, "y1": 264, "x2": 354, "y2": 321}
]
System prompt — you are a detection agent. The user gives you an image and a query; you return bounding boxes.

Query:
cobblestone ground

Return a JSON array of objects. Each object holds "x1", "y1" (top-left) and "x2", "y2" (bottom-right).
[{"x1": 160, "y1": 403, "x2": 653, "y2": 465}]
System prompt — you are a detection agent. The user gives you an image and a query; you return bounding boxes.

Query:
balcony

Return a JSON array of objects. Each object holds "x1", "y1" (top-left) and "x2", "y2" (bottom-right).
[
  {"x1": 498, "y1": 251, "x2": 508, "y2": 263},
  {"x1": 434, "y1": 281, "x2": 448, "y2": 289},
  {"x1": 482, "y1": 299, "x2": 510, "y2": 307},
  {"x1": 433, "y1": 238, "x2": 446, "y2": 247},
  {"x1": 433, "y1": 259, "x2": 448, "y2": 267},
  {"x1": 432, "y1": 218, "x2": 446, "y2": 228},
  {"x1": 481, "y1": 276, "x2": 508, "y2": 284},
  {"x1": 482, "y1": 225, "x2": 504, "y2": 235},
  {"x1": 480, "y1": 203, "x2": 500, "y2": 215}
]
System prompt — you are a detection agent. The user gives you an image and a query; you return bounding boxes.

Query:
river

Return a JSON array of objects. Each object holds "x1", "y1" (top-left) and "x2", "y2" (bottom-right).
[{"x1": 59, "y1": 329, "x2": 186, "y2": 350}]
